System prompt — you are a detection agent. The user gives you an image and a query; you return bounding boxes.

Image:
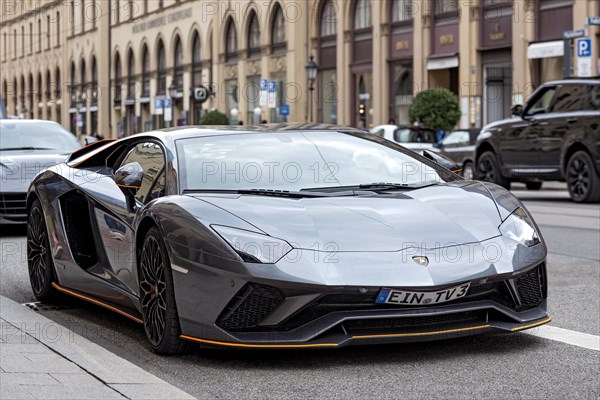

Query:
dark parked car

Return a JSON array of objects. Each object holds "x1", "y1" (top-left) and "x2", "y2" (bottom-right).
[
  {"x1": 27, "y1": 124, "x2": 549, "y2": 354},
  {"x1": 433, "y1": 128, "x2": 480, "y2": 180},
  {"x1": 475, "y1": 79, "x2": 600, "y2": 202},
  {"x1": 370, "y1": 124, "x2": 437, "y2": 151}
]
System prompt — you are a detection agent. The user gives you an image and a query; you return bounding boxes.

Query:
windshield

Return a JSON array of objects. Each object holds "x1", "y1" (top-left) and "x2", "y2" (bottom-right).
[
  {"x1": 394, "y1": 128, "x2": 436, "y2": 143},
  {"x1": 0, "y1": 122, "x2": 81, "y2": 151},
  {"x1": 177, "y1": 131, "x2": 458, "y2": 192}
]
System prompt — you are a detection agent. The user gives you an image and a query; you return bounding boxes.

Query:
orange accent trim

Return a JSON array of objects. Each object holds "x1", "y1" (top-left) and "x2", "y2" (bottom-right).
[
  {"x1": 510, "y1": 316, "x2": 552, "y2": 332},
  {"x1": 451, "y1": 169, "x2": 462, "y2": 173},
  {"x1": 351, "y1": 324, "x2": 492, "y2": 339},
  {"x1": 52, "y1": 282, "x2": 143, "y2": 324},
  {"x1": 116, "y1": 184, "x2": 141, "y2": 189},
  {"x1": 70, "y1": 138, "x2": 118, "y2": 168},
  {"x1": 180, "y1": 335, "x2": 338, "y2": 348}
]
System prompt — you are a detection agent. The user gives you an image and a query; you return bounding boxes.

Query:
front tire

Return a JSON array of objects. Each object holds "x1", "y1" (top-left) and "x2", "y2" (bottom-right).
[
  {"x1": 27, "y1": 199, "x2": 60, "y2": 302},
  {"x1": 139, "y1": 227, "x2": 185, "y2": 355},
  {"x1": 566, "y1": 150, "x2": 600, "y2": 203},
  {"x1": 477, "y1": 151, "x2": 510, "y2": 190}
]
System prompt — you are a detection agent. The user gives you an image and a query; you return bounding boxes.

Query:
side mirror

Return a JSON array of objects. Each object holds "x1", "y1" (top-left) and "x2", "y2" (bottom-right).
[
  {"x1": 511, "y1": 104, "x2": 524, "y2": 117},
  {"x1": 421, "y1": 150, "x2": 462, "y2": 174},
  {"x1": 114, "y1": 162, "x2": 144, "y2": 209},
  {"x1": 84, "y1": 136, "x2": 98, "y2": 146}
]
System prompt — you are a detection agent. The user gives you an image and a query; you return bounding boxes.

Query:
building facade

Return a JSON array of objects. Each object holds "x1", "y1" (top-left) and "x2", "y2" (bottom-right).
[{"x1": 1, "y1": 0, "x2": 599, "y2": 138}]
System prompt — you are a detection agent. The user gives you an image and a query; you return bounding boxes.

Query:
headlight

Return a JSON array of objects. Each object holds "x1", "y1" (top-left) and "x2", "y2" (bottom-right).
[
  {"x1": 499, "y1": 207, "x2": 540, "y2": 247},
  {"x1": 211, "y1": 225, "x2": 292, "y2": 263}
]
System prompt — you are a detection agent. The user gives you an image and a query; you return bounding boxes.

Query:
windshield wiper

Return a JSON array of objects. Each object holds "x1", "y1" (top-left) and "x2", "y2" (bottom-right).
[
  {"x1": 0, "y1": 147, "x2": 55, "y2": 151},
  {"x1": 302, "y1": 182, "x2": 440, "y2": 192},
  {"x1": 182, "y1": 188, "x2": 336, "y2": 198}
]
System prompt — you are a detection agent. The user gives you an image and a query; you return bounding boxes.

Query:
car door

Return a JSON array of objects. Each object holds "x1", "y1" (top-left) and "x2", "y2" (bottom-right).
[
  {"x1": 440, "y1": 131, "x2": 471, "y2": 163},
  {"x1": 91, "y1": 141, "x2": 166, "y2": 296},
  {"x1": 500, "y1": 85, "x2": 558, "y2": 174},
  {"x1": 537, "y1": 83, "x2": 591, "y2": 178}
]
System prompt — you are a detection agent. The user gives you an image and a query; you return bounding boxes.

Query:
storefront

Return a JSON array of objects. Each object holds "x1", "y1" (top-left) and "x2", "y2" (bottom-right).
[
  {"x1": 480, "y1": 1, "x2": 513, "y2": 124},
  {"x1": 351, "y1": 0, "x2": 373, "y2": 128},
  {"x1": 428, "y1": 2, "x2": 459, "y2": 95},
  {"x1": 388, "y1": 0, "x2": 414, "y2": 125},
  {"x1": 317, "y1": 0, "x2": 337, "y2": 125},
  {"x1": 529, "y1": 0, "x2": 573, "y2": 85}
]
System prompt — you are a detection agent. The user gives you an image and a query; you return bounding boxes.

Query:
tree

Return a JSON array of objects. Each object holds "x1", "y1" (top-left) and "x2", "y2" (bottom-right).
[
  {"x1": 408, "y1": 88, "x2": 461, "y2": 132},
  {"x1": 200, "y1": 110, "x2": 229, "y2": 125}
]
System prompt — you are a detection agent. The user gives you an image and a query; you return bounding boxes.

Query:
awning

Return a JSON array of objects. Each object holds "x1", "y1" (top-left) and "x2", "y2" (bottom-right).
[
  {"x1": 427, "y1": 56, "x2": 459, "y2": 70},
  {"x1": 527, "y1": 41, "x2": 564, "y2": 59}
]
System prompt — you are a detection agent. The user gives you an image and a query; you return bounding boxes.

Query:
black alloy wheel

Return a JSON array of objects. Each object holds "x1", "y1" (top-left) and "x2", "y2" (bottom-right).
[
  {"x1": 477, "y1": 151, "x2": 510, "y2": 190},
  {"x1": 27, "y1": 199, "x2": 60, "y2": 302},
  {"x1": 139, "y1": 227, "x2": 185, "y2": 354},
  {"x1": 566, "y1": 150, "x2": 600, "y2": 203}
]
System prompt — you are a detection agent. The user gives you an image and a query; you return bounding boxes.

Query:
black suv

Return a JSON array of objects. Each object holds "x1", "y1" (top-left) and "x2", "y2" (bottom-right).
[{"x1": 475, "y1": 79, "x2": 600, "y2": 203}]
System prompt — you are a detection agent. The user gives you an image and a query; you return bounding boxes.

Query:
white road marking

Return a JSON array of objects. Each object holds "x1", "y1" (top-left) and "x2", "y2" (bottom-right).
[{"x1": 521, "y1": 325, "x2": 600, "y2": 351}]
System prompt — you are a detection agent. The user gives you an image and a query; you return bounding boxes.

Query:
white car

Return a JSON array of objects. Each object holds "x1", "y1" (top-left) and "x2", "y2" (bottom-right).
[{"x1": 370, "y1": 124, "x2": 437, "y2": 151}]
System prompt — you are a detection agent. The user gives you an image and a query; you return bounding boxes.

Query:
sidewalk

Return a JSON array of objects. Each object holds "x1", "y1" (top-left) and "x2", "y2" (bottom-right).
[{"x1": 0, "y1": 296, "x2": 196, "y2": 400}]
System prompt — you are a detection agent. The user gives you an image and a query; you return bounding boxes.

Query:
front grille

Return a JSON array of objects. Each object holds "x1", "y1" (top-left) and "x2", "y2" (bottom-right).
[
  {"x1": 0, "y1": 193, "x2": 27, "y2": 217},
  {"x1": 343, "y1": 311, "x2": 486, "y2": 334},
  {"x1": 217, "y1": 283, "x2": 285, "y2": 331},
  {"x1": 516, "y1": 265, "x2": 544, "y2": 307}
]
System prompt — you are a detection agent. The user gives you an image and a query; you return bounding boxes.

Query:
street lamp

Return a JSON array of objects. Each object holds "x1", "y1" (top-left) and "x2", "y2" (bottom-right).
[
  {"x1": 168, "y1": 79, "x2": 177, "y2": 99},
  {"x1": 305, "y1": 56, "x2": 318, "y2": 123}
]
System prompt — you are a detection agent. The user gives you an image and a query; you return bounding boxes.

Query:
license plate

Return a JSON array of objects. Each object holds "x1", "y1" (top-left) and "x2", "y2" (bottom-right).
[{"x1": 375, "y1": 283, "x2": 471, "y2": 306}]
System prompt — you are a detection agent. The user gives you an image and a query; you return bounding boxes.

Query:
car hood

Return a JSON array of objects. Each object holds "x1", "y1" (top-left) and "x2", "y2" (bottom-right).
[
  {"x1": 1, "y1": 151, "x2": 71, "y2": 191},
  {"x1": 191, "y1": 181, "x2": 506, "y2": 252}
]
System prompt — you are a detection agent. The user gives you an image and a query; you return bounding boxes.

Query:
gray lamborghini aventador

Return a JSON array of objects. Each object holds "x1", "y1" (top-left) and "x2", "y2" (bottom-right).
[{"x1": 26, "y1": 124, "x2": 550, "y2": 354}]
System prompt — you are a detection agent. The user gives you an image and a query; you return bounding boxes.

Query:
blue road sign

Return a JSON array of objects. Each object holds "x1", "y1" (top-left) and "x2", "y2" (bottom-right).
[
  {"x1": 577, "y1": 38, "x2": 592, "y2": 57},
  {"x1": 279, "y1": 104, "x2": 290, "y2": 116},
  {"x1": 155, "y1": 98, "x2": 163, "y2": 109},
  {"x1": 260, "y1": 79, "x2": 267, "y2": 91},
  {"x1": 164, "y1": 98, "x2": 172, "y2": 108},
  {"x1": 268, "y1": 80, "x2": 277, "y2": 93}
]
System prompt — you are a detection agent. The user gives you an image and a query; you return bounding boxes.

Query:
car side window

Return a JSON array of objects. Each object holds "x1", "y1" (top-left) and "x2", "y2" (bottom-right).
[
  {"x1": 117, "y1": 142, "x2": 166, "y2": 204},
  {"x1": 442, "y1": 131, "x2": 469, "y2": 148},
  {"x1": 526, "y1": 87, "x2": 557, "y2": 116},
  {"x1": 552, "y1": 84, "x2": 598, "y2": 112}
]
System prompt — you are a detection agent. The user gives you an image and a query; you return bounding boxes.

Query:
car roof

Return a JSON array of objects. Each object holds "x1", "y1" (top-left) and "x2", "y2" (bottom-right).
[
  {"x1": 0, "y1": 119, "x2": 62, "y2": 125},
  {"x1": 141, "y1": 123, "x2": 368, "y2": 141},
  {"x1": 542, "y1": 78, "x2": 600, "y2": 86}
]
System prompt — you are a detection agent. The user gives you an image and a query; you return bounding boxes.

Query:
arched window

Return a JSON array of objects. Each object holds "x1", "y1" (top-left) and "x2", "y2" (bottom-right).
[
  {"x1": 225, "y1": 18, "x2": 237, "y2": 61},
  {"x1": 247, "y1": 12, "x2": 260, "y2": 58},
  {"x1": 320, "y1": 0, "x2": 337, "y2": 37},
  {"x1": 55, "y1": 67, "x2": 61, "y2": 99},
  {"x1": 38, "y1": 72, "x2": 43, "y2": 103},
  {"x1": 28, "y1": 74, "x2": 33, "y2": 116},
  {"x1": 191, "y1": 32, "x2": 202, "y2": 87},
  {"x1": 173, "y1": 36, "x2": 183, "y2": 90},
  {"x1": 271, "y1": 5, "x2": 286, "y2": 52},
  {"x1": 70, "y1": 62, "x2": 76, "y2": 104},
  {"x1": 354, "y1": 0, "x2": 372, "y2": 30},
  {"x1": 91, "y1": 56, "x2": 97, "y2": 104},
  {"x1": 127, "y1": 49, "x2": 135, "y2": 98},
  {"x1": 12, "y1": 78, "x2": 18, "y2": 111},
  {"x1": 2, "y1": 80, "x2": 7, "y2": 101},
  {"x1": 157, "y1": 40, "x2": 166, "y2": 94},
  {"x1": 80, "y1": 59, "x2": 87, "y2": 102},
  {"x1": 44, "y1": 70, "x2": 50, "y2": 102},
  {"x1": 20, "y1": 76, "x2": 25, "y2": 112},
  {"x1": 392, "y1": 0, "x2": 413, "y2": 22},
  {"x1": 114, "y1": 52, "x2": 122, "y2": 102},
  {"x1": 141, "y1": 45, "x2": 150, "y2": 96}
]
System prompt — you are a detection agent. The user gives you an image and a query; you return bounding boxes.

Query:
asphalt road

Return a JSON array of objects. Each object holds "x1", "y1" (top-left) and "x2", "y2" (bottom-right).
[{"x1": 1, "y1": 184, "x2": 598, "y2": 399}]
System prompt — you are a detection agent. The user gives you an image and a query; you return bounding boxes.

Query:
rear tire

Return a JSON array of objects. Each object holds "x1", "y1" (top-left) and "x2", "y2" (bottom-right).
[
  {"x1": 566, "y1": 150, "x2": 600, "y2": 203},
  {"x1": 27, "y1": 199, "x2": 61, "y2": 302},
  {"x1": 526, "y1": 182, "x2": 543, "y2": 191},
  {"x1": 477, "y1": 151, "x2": 510, "y2": 190},
  {"x1": 139, "y1": 227, "x2": 186, "y2": 355}
]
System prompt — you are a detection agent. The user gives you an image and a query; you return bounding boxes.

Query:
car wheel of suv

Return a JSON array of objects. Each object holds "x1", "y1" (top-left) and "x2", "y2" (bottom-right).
[
  {"x1": 526, "y1": 182, "x2": 543, "y2": 191},
  {"x1": 566, "y1": 150, "x2": 600, "y2": 203},
  {"x1": 477, "y1": 152, "x2": 510, "y2": 190},
  {"x1": 462, "y1": 162, "x2": 474, "y2": 180}
]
